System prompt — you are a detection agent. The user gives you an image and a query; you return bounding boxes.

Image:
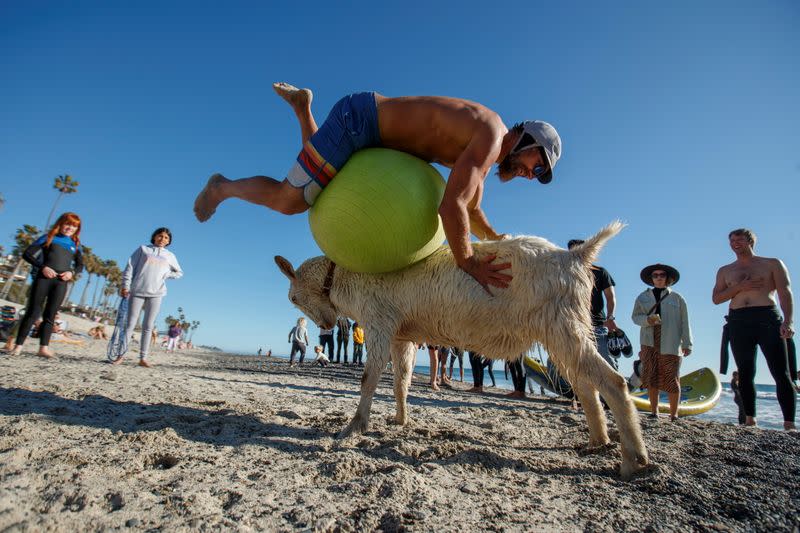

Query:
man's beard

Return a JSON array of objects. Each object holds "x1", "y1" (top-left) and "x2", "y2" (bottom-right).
[{"x1": 496, "y1": 153, "x2": 520, "y2": 181}]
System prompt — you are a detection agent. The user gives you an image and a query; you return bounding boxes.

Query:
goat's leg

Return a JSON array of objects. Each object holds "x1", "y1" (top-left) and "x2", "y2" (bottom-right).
[
  {"x1": 338, "y1": 332, "x2": 390, "y2": 438},
  {"x1": 585, "y1": 350, "x2": 649, "y2": 480},
  {"x1": 548, "y1": 337, "x2": 610, "y2": 448},
  {"x1": 551, "y1": 335, "x2": 649, "y2": 479},
  {"x1": 390, "y1": 339, "x2": 416, "y2": 426},
  {"x1": 570, "y1": 375, "x2": 610, "y2": 448}
]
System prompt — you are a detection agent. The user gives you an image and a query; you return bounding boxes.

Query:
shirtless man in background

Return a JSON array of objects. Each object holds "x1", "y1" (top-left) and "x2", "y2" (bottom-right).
[
  {"x1": 712, "y1": 228, "x2": 795, "y2": 430},
  {"x1": 194, "y1": 83, "x2": 562, "y2": 294}
]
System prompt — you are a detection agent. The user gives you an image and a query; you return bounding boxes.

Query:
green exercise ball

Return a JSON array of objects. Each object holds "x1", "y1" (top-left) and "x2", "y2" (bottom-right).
[{"x1": 309, "y1": 148, "x2": 446, "y2": 273}]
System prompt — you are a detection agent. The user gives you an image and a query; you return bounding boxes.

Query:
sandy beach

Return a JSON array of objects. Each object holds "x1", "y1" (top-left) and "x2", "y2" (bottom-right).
[{"x1": 1, "y1": 314, "x2": 798, "y2": 532}]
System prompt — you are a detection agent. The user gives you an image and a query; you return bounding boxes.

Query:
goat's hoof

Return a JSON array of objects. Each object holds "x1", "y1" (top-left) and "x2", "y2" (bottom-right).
[
  {"x1": 392, "y1": 414, "x2": 409, "y2": 426},
  {"x1": 577, "y1": 441, "x2": 615, "y2": 456},
  {"x1": 620, "y1": 459, "x2": 656, "y2": 481},
  {"x1": 338, "y1": 417, "x2": 368, "y2": 439}
]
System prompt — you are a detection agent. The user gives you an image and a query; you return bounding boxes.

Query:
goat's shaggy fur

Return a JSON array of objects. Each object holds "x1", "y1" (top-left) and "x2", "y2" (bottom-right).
[{"x1": 276, "y1": 221, "x2": 648, "y2": 478}]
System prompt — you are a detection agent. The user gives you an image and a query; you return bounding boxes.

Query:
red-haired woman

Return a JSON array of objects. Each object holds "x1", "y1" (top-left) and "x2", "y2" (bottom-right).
[{"x1": 7, "y1": 213, "x2": 84, "y2": 358}]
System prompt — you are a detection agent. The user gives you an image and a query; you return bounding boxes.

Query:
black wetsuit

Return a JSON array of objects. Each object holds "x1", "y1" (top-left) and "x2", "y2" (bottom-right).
[
  {"x1": 469, "y1": 352, "x2": 484, "y2": 387},
  {"x1": 509, "y1": 356, "x2": 526, "y2": 393},
  {"x1": 469, "y1": 353, "x2": 496, "y2": 388},
  {"x1": 728, "y1": 306, "x2": 796, "y2": 423},
  {"x1": 15, "y1": 234, "x2": 83, "y2": 346}
]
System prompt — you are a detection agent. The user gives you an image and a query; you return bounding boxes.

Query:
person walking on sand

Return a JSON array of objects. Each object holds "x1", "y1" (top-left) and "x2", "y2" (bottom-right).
[
  {"x1": 166, "y1": 322, "x2": 182, "y2": 352},
  {"x1": 113, "y1": 227, "x2": 183, "y2": 368},
  {"x1": 712, "y1": 228, "x2": 795, "y2": 430},
  {"x1": 288, "y1": 317, "x2": 309, "y2": 367},
  {"x1": 194, "y1": 83, "x2": 562, "y2": 294},
  {"x1": 633, "y1": 264, "x2": 692, "y2": 421},
  {"x1": 6, "y1": 213, "x2": 84, "y2": 359}
]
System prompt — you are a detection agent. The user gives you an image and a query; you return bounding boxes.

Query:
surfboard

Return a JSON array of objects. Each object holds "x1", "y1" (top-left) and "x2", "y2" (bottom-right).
[
  {"x1": 630, "y1": 367, "x2": 722, "y2": 416},
  {"x1": 523, "y1": 355, "x2": 574, "y2": 398}
]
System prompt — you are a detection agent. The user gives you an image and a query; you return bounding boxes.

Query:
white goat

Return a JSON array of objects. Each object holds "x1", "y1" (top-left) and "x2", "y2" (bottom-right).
[{"x1": 275, "y1": 221, "x2": 648, "y2": 479}]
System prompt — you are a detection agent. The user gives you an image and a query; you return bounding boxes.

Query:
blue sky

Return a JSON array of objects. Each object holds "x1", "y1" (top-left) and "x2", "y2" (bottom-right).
[{"x1": 1, "y1": 1, "x2": 798, "y2": 383}]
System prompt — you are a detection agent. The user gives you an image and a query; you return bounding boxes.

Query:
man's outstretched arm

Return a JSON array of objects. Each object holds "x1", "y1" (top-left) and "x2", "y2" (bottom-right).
[{"x1": 438, "y1": 134, "x2": 511, "y2": 294}]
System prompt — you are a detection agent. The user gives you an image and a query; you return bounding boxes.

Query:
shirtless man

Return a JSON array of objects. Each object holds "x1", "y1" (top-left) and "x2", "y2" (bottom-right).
[
  {"x1": 712, "y1": 228, "x2": 796, "y2": 430},
  {"x1": 194, "y1": 83, "x2": 562, "y2": 293}
]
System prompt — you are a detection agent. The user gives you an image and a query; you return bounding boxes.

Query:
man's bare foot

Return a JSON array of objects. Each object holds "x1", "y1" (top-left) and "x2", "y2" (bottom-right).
[
  {"x1": 505, "y1": 390, "x2": 525, "y2": 399},
  {"x1": 37, "y1": 347, "x2": 54, "y2": 359},
  {"x1": 466, "y1": 386, "x2": 483, "y2": 393},
  {"x1": 430, "y1": 382, "x2": 440, "y2": 391},
  {"x1": 194, "y1": 173, "x2": 230, "y2": 222},
  {"x1": 272, "y1": 82, "x2": 312, "y2": 110},
  {"x1": 111, "y1": 356, "x2": 124, "y2": 365},
  {"x1": 138, "y1": 359, "x2": 152, "y2": 368},
  {"x1": 784, "y1": 421, "x2": 796, "y2": 431}
]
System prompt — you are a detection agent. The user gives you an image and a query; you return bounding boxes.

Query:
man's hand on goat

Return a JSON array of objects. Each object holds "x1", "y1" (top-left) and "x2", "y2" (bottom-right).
[{"x1": 462, "y1": 254, "x2": 512, "y2": 296}]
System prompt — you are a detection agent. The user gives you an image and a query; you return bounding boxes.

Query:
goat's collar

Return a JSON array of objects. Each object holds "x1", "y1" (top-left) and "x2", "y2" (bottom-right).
[{"x1": 321, "y1": 260, "x2": 336, "y2": 298}]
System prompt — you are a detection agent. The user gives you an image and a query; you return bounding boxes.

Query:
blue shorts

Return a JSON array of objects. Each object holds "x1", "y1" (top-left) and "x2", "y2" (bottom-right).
[{"x1": 286, "y1": 92, "x2": 381, "y2": 205}]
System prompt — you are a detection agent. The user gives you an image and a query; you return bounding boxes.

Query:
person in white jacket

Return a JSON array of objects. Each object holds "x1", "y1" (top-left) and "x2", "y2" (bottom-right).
[
  {"x1": 113, "y1": 227, "x2": 183, "y2": 367},
  {"x1": 632, "y1": 263, "x2": 692, "y2": 421}
]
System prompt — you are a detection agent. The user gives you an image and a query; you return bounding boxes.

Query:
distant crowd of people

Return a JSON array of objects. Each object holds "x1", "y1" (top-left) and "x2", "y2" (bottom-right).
[{"x1": 286, "y1": 316, "x2": 366, "y2": 368}]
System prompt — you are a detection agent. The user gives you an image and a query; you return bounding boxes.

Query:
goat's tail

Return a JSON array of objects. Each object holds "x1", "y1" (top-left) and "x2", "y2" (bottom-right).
[{"x1": 570, "y1": 220, "x2": 626, "y2": 265}]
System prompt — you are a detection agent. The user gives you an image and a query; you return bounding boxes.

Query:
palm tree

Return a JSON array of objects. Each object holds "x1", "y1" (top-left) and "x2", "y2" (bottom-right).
[
  {"x1": 45, "y1": 174, "x2": 79, "y2": 230},
  {"x1": 77, "y1": 245, "x2": 95, "y2": 308},
  {"x1": 99, "y1": 261, "x2": 120, "y2": 316},
  {"x1": 0, "y1": 224, "x2": 41, "y2": 300},
  {"x1": 189, "y1": 320, "x2": 200, "y2": 341},
  {"x1": 90, "y1": 259, "x2": 110, "y2": 315}
]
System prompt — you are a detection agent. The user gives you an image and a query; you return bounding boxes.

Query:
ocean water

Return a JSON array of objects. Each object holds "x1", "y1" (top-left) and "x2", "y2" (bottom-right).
[{"x1": 251, "y1": 354, "x2": 791, "y2": 431}]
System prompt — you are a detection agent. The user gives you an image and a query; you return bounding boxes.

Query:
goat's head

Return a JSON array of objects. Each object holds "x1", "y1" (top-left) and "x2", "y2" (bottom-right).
[{"x1": 274, "y1": 255, "x2": 338, "y2": 330}]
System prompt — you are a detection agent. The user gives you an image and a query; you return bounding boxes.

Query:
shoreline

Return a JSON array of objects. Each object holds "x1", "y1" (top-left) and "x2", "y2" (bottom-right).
[{"x1": 1, "y1": 325, "x2": 798, "y2": 531}]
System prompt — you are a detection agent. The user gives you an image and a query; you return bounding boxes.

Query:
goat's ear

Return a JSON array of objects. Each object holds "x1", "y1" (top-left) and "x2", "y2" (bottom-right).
[{"x1": 274, "y1": 256, "x2": 296, "y2": 280}]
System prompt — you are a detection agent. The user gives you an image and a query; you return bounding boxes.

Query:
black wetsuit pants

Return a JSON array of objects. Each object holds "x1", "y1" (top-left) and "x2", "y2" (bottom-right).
[
  {"x1": 336, "y1": 331, "x2": 349, "y2": 363},
  {"x1": 469, "y1": 352, "x2": 484, "y2": 387},
  {"x1": 319, "y1": 334, "x2": 335, "y2": 362},
  {"x1": 728, "y1": 306, "x2": 796, "y2": 422},
  {"x1": 509, "y1": 358, "x2": 526, "y2": 393},
  {"x1": 15, "y1": 276, "x2": 67, "y2": 346}
]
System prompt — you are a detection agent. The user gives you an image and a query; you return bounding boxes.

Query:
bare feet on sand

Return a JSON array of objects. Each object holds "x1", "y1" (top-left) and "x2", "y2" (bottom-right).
[
  {"x1": 194, "y1": 173, "x2": 230, "y2": 222},
  {"x1": 5, "y1": 345, "x2": 22, "y2": 356},
  {"x1": 466, "y1": 386, "x2": 483, "y2": 394},
  {"x1": 505, "y1": 391, "x2": 526, "y2": 399},
  {"x1": 272, "y1": 82, "x2": 312, "y2": 110},
  {"x1": 111, "y1": 356, "x2": 124, "y2": 365},
  {"x1": 138, "y1": 360, "x2": 152, "y2": 368},
  {"x1": 36, "y1": 347, "x2": 54, "y2": 359}
]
